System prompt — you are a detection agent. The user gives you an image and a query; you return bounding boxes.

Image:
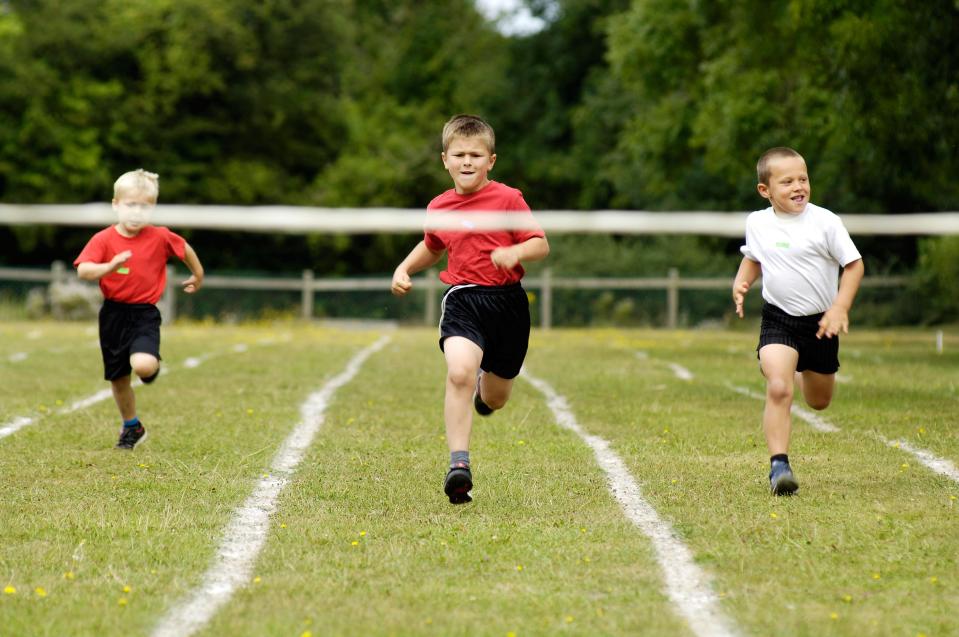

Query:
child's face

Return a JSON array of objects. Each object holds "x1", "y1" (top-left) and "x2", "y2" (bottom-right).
[
  {"x1": 113, "y1": 191, "x2": 156, "y2": 234},
  {"x1": 442, "y1": 135, "x2": 496, "y2": 195},
  {"x1": 758, "y1": 156, "x2": 810, "y2": 214}
]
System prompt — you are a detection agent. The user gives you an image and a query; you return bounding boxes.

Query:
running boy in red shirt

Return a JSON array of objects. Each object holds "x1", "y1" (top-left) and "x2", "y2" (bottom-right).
[
  {"x1": 391, "y1": 114, "x2": 550, "y2": 504},
  {"x1": 74, "y1": 169, "x2": 204, "y2": 449}
]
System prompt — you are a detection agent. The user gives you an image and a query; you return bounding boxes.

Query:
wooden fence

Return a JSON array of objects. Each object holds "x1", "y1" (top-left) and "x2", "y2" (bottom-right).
[{"x1": 0, "y1": 262, "x2": 909, "y2": 329}]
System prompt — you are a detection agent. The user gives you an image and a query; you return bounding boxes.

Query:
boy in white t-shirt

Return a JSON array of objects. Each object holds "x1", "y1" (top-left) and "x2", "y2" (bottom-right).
[{"x1": 732, "y1": 147, "x2": 864, "y2": 495}]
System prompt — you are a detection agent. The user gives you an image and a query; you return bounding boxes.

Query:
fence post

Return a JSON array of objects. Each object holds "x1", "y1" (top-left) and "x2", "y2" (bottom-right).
[
  {"x1": 540, "y1": 267, "x2": 552, "y2": 330},
  {"x1": 301, "y1": 269, "x2": 314, "y2": 320},
  {"x1": 424, "y1": 268, "x2": 437, "y2": 326},
  {"x1": 159, "y1": 265, "x2": 176, "y2": 324},
  {"x1": 666, "y1": 268, "x2": 679, "y2": 329},
  {"x1": 50, "y1": 260, "x2": 67, "y2": 285}
]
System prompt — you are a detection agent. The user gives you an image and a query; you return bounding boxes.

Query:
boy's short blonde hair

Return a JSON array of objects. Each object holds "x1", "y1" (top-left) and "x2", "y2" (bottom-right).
[
  {"x1": 442, "y1": 114, "x2": 496, "y2": 154},
  {"x1": 756, "y1": 147, "x2": 803, "y2": 184},
  {"x1": 114, "y1": 169, "x2": 159, "y2": 202}
]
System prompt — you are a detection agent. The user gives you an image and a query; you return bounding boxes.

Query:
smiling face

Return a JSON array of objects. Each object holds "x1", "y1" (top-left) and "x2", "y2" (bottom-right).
[
  {"x1": 758, "y1": 155, "x2": 810, "y2": 214},
  {"x1": 442, "y1": 135, "x2": 496, "y2": 195}
]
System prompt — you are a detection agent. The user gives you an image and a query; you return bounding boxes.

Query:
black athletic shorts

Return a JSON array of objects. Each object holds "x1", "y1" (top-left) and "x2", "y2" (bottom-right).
[
  {"x1": 438, "y1": 283, "x2": 530, "y2": 379},
  {"x1": 98, "y1": 299, "x2": 162, "y2": 381},
  {"x1": 757, "y1": 302, "x2": 839, "y2": 374}
]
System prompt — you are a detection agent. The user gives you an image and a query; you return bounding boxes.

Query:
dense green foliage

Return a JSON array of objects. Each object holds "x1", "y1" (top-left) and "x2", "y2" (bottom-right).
[{"x1": 1, "y1": 0, "x2": 957, "y2": 320}]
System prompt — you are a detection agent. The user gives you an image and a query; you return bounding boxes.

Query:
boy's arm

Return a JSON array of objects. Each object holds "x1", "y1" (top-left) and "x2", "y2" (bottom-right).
[
  {"x1": 817, "y1": 258, "x2": 864, "y2": 339},
  {"x1": 490, "y1": 236, "x2": 550, "y2": 270},
  {"x1": 732, "y1": 257, "x2": 761, "y2": 318},
  {"x1": 391, "y1": 241, "x2": 444, "y2": 297},
  {"x1": 180, "y1": 242, "x2": 204, "y2": 294},
  {"x1": 76, "y1": 251, "x2": 133, "y2": 281}
]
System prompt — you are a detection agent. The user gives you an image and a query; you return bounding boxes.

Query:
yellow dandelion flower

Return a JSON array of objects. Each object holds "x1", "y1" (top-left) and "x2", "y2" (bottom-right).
[
  {"x1": 35, "y1": 587, "x2": 47, "y2": 597},
  {"x1": 901, "y1": 463, "x2": 909, "y2": 469},
  {"x1": 425, "y1": 618, "x2": 433, "y2": 626},
  {"x1": 351, "y1": 541, "x2": 359, "y2": 546},
  {"x1": 118, "y1": 597, "x2": 128, "y2": 607},
  {"x1": 63, "y1": 571, "x2": 75, "y2": 580},
  {"x1": 360, "y1": 531, "x2": 367, "y2": 537},
  {"x1": 893, "y1": 441, "x2": 900, "y2": 448},
  {"x1": 930, "y1": 576, "x2": 938, "y2": 584},
  {"x1": 112, "y1": 475, "x2": 119, "y2": 480},
  {"x1": 583, "y1": 556, "x2": 591, "y2": 563},
  {"x1": 4, "y1": 585, "x2": 15, "y2": 595},
  {"x1": 950, "y1": 495, "x2": 956, "y2": 502},
  {"x1": 253, "y1": 576, "x2": 262, "y2": 584},
  {"x1": 516, "y1": 565, "x2": 523, "y2": 572},
  {"x1": 580, "y1": 528, "x2": 586, "y2": 533},
  {"x1": 872, "y1": 573, "x2": 881, "y2": 580},
  {"x1": 564, "y1": 615, "x2": 574, "y2": 624},
  {"x1": 246, "y1": 408, "x2": 254, "y2": 415},
  {"x1": 830, "y1": 612, "x2": 838, "y2": 620},
  {"x1": 122, "y1": 585, "x2": 131, "y2": 593},
  {"x1": 138, "y1": 463, "x2": 146, "y2": 468},
  {"x1": 671, "y1": 479, "x2": 678, "y2": 485},
  {"x1": 842, "y1": 595, "x2": 852, "y2": 603},
  {"x1": 918, "y1": 427, "x2": 926, "y2": 434},
  {"x1": 507, "y1": 632, "x2": 516, "y2": 637},
  {"x1": 280, "y1": 523, "x2": 287, "y2": 529},
  {"x1": 301, "y1": 632, "x2": 313, "y2": 637},
  {"x1": 770, "y1": 512, "x2": 778, "y2": 519},
  {"x1": 55, "y1": 399, "x2": 63, "y2": 406},
  {"x1": 517, "y1": 440, "x2": 525, "y2": 445}
]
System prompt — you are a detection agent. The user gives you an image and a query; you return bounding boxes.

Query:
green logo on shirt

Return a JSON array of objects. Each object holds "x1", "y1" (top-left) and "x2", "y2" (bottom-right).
[
  {"x1": 117, "y1": 267, "x2": 130, "y2": 274},
  {"x1": 775, "y1": 241, "x2": 790, "y2": 249}
]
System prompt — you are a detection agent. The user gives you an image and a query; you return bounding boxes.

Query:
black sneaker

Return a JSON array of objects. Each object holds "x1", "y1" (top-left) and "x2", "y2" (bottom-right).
[
  {"x1": 141, "y1": 366, "x2": 160, "y2": 384},
  {"x1": 444, "y1": 462, "x2": 473, "y2": 504},
  {"x1": 473, "y1": 375, "x2": 494, "y2": 417},
  {"x1": 116, "y1": 423, "x2": 148, "y2": 450},
  {"x1": 769, "y1": 462, "x2": 799, "y2": 496}
]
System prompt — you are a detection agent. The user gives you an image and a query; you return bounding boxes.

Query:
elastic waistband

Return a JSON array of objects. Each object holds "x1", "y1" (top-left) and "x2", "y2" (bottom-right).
[
  {"x1": 103, "y1": 299, "x2": 157, "y2": 311},
  {"x1": 762, "y1": 302, "x2": 823, "y2": 324},
  {"x1": 446, "y1": 282, "x2": 524, "y2": 295}
]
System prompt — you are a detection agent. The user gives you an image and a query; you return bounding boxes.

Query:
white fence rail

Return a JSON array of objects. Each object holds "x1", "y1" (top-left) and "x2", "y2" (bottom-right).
[
  {"x1": 0, "y1": 262, "x2": 909, "y2": 329},
  {"x1": 2, "y1": 204, "x2": 959, "y2": 236}
]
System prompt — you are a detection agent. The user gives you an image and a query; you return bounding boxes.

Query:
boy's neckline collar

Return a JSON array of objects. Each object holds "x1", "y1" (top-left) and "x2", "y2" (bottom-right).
[
  {"x1": 113, "y1": 223, "x2": 144, "y2": 238},
  {"x1": 452, "y1": 179, "x2": 496, "y2": 196},
  {"x1": 771, "y1": 204, "x2": 808, "y2": 220}
]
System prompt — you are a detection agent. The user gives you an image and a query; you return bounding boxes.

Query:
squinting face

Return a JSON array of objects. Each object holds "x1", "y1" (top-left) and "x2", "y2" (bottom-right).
[
  {"x1": 758, "y1": 156, "x2": 810, "y2": 214},
  {"x1": 442, "y1": 136, "x2": 496, "y2": 195},
  {"x1": 113, "y1": 191, "x2": 155, "y2": 234}
]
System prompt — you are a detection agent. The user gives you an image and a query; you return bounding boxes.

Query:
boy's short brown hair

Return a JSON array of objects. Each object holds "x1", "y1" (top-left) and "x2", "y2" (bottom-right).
[
  {"x1": 442, "y1": 114, "x2": 495, "y2": 154},
  {"x1": 114, "y1": 169, "x2": 159, "y2": 202},
  {"x1": 756, "y1": 147, "x2": 803, "y2": 184}
]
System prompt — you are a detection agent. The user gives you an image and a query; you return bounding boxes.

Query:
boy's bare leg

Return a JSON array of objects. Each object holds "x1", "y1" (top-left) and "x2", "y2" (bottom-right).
[
  {"x1": 443, "y1": 337, "x2": 483, "y2": 453},
  {"x1": 130, "y1": 353, "x2": 159, "y2": 381},
  {"x1": 110, "y1": 375, "x2": 137, "y2": 421},
  {"x1": 478, "y1": 371, "x2": 514, "y2": 411},
  {"x1": 758, "y1": 344, "x2": 799, "y2": 455},
  {"x1": 798, "y1": 370, "x2": 835, "y2": 411}
]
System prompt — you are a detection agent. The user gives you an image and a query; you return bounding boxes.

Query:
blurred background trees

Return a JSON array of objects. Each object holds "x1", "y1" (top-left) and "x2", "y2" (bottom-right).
[{"x1": 1, "y1": 0, "x2": 957, "y2": 321}]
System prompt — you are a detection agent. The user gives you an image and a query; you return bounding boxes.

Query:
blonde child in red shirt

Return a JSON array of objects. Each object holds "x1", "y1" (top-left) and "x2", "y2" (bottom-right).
[{"x1": 75, "y1": 169, "x2": 204, "y2": 449}]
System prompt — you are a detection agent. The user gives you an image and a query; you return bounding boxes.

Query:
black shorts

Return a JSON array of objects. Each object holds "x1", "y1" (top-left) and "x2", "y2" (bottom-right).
[
  {"x1": 99, "y1": 299, "x2": 162, "y2": 381},
  {"x1": 757, "y1": 302, "x2": 839, "y2": 374},
  {"x1": 438, "y1": 283, "x2": 530, "y2": 379}
]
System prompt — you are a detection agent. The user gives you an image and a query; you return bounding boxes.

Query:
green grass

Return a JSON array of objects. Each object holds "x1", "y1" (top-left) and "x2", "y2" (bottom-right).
[{"x1": 0, "y1": 321, "x2": 956, "y2": 636}]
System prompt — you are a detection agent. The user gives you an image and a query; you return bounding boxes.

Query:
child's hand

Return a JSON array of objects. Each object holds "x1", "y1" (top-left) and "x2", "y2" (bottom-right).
[
  {"x1": 182, "y1": 274, "x2": 202, "y2": 294},
  {"x1": 732, "y1": 280, "x2": 750, "y2": 318},
  {"x1": 111, "y1": 250, "x2": 133, "y2": 271},
  {"x1": 491, "y1": 246, "x2": 520, "y2": 270},
  {"x1": 817, "y1": 306, "x2": 849, "y2": 339},
  {"x1": 391, "y1": 270, "x2": 412, "y2": 296}
]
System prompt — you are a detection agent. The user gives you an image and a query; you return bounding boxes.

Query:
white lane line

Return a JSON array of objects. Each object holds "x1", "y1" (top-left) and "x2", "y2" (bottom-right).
[
  {"x1": 0, "y1": 345, "x2": 249, "y2": 440},
  {"x1": 879, "y1": 437, "x2": 959, "y2": 483},
  {"x1": 522, "y1": 369, "x2": 739, "y2": 637},
  {"x1": 151, "y1": 335, "x2": 390, "y2": 637},
  {"x1": 726, "y1": 384, "x2": 959, "y2": 484},
  {"x1": 9, "y1": 352, "x2": 27, "y2": 363},
  {"x1": 667, "y1": 362, "x2": 694, "y2": 381},
  {"x1": 635, "y1": 351, "x2": 693, "y2": 381}
]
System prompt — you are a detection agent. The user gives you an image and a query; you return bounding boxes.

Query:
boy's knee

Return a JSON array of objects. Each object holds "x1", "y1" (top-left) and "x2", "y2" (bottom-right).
[
  {"x1": 805, "y1": 395, "x2": 832, "y2": 410},
  {"x1": 131, "y1": 359, "x2": 158, "y2": 379},
  {"x1": 766, "y1": 378, "x2": 793, "y2": 403},
  {"x1": 483, "y1": 392, "x2": 509, "y2": 410},
  {"x1": 447, "y1": 365, "x2": 476, "y2": 390}
]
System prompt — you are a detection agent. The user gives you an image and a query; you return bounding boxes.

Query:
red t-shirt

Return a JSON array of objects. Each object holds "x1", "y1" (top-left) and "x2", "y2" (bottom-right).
[
  {"x1": 74, "y1": 225, "x2": 186, "y2": 304},
  {"x1": 424, "y1": 181, "x2": 545, "y2": 286}
]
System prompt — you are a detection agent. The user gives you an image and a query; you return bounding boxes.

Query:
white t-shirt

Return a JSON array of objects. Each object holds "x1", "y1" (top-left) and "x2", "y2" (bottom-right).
[{"x1": 740, "y1": 203, "x2": 862, "y2": 316}]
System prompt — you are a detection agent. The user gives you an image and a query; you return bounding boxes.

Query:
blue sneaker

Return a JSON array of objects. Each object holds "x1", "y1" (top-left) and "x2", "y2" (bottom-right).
[{"x1": 769, "y1": 461, "x2": 799, "y2": 496}]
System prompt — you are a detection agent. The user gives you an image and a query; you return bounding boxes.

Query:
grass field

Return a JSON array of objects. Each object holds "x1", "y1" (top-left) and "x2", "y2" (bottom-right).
[{"x1": 0, "y1": 320, "x2": 956, "y2": 637}]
